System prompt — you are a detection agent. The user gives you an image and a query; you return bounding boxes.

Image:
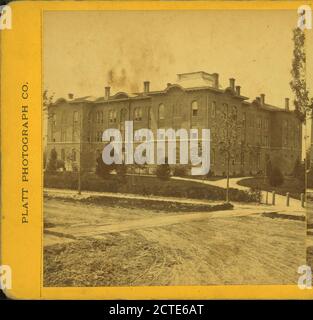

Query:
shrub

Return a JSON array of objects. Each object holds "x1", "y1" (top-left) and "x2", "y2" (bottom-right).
[
  {"x1": 44, "y1": 172, "x2": 260, "y2": 203},
  {"x1": 47, "y1": 148, "x2": 57, "y2": 172},
  {"x1": 115, "y1": 163, "x2": 127, "y2": 183},
  {"x1": 95, "y1": 155, "x2": 114, "y2": 179},
  {"x1": 156, "y1": 159, "x2": 171, "y2": 180},
  {"x1": 173, "y1": 165, "x2": 188, "y2": 177},
  {"x1": 56, "y1": 159, "x2": 66, "y2": 171},
  {"x1": 293, "y1": 159, "x2": 305, "y2": 183},
  {"x1": 265, "y1": 159, "x2": 272, "y2": 177},
  {"x1": 268, "y1": 166, "x2": 284, "y2": 187}
]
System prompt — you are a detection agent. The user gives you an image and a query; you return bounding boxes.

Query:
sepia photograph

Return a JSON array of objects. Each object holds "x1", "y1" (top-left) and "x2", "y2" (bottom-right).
[{"x1": 42, "y1": 9, "x2": 312, "y2": 287}]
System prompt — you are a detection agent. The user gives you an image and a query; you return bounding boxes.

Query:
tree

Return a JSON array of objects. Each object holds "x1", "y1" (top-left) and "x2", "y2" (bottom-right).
[
  {"x1": 265, "y1": 158, "x2": 273, "y2": 177},
  {"x1": 156, "y1": 157, "x2": 171, "y2": 180},
  {"x1": 116, "y1": 163, "x2": 127, "y2": 183},
  {"x1": 213, "y1": 104, "x2": 243, "y2": 203},
  {"x1": 290, "y1": 27, "x2": 313, "y2": 193},
  {"x1": 47, "y1": 148, "x2": 57, "y2": 172},
  {"x1": 290, "y1": 28, "x2": 313, "y2": 122},
  {"x1": 268, "y1": 166, "x2": 284, "y2": 187},
  {"x1": 95, "y1": 154, "x2": 114, "y2": 179},
  {"x1": 43, "y1": 90, "x2": 55, "y2": 112},
  {"x1": 293, "y1": 158, "x2": 305, "y2": 183}
]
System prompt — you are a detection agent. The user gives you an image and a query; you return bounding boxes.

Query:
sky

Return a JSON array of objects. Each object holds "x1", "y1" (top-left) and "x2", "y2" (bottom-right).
[{"x1": 44, "y1": 9, "x2": 313, "y2": 110}]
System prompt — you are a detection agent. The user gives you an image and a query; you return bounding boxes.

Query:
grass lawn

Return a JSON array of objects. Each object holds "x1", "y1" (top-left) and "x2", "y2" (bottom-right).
[
  {"x1": 237, "y1": 176, "x2": 304, "y2": 199},
  {"x1": 44, "y1": 172, "x2": 260, "y2": 202}
]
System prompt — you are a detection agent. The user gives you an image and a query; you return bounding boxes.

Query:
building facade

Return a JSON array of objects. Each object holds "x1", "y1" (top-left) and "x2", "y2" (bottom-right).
[{"x1": 46, "y1": 71, "x2": 302, "y2": 176}]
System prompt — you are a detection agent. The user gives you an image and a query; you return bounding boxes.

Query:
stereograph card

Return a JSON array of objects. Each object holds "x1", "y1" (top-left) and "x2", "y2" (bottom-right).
[{"x1": 0, "y1": 0, "x2": 313, "y2": 300}]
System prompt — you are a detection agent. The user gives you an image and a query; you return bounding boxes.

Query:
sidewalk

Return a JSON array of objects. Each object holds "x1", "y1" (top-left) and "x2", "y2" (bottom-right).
[
  {"x1": 44, "y1": 186, "x2": 305, "y2": 218},
  {"x1": 172, "y1": 176, "x2": 305, "y2": 216}
]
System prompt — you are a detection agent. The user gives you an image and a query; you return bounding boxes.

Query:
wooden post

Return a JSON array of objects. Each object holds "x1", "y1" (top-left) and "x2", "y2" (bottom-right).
[
  {"x1": 301, "y1": 193, "x2": 305, "y2": 208},
  {"x1": 286, "y1": 192, "x2": 290, "y2": 207},
  {"x1": 272, "y1": 191, "x2": 276, "y2": 205}
]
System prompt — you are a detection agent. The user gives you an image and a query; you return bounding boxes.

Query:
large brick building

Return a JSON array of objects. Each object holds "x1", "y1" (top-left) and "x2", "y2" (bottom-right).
[{"x1": 46, "y1": 71, "x2": 302, "y2": 176}]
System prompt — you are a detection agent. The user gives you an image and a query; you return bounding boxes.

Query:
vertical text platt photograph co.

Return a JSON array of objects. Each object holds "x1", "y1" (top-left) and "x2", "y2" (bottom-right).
[{"x1": 41, "y1": 6, "x2": 313, "y2": 289}]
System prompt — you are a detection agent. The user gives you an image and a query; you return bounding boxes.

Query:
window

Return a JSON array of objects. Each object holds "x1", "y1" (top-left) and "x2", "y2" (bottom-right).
[
  {"x1": 61, "y1": 130, "x2": 67, "y2": 142},
  {"x1": 109, "y1": 110, "x2": 117, "y2": 123},
  {"x1": 242, "y1": 112, "x2": 246, "y2": 128},
  {"x1": 257, "y1": 118, "x2": 262, "y2": 129},
  {"x1": 61, "y1": 112, "x2": 67, "y2": 124},
  {"x1": 72, "y1": 149, "x2": 76, "y2": 161},
  {"x1": 264, "y1": 135, "x2": 268, "y2": 147},
  {"x1": 283, "y1": 120, "x2": 288, "y2": 146},
  {"x1": 264, "y1": 118, "x2": 269, "y2": 131},
  {"x1": 240, "y1": 152, "x2": 245, "y2": 165},
  {"x1": 52, "y1": 113, "x2": 56, "y2": 126},
  {"x1": 257, "y1": 153, "x2": 261, "y2": 169},
  {"x1": 134, "y1": 107, "x2": 142, "y2": 121},
  {"x1": 88, "y1": 111, "x2": 92, "y2": 123},
  {"x1": 148, "y1": 107, "x2": 152, "y2": 121},
  {"x1": 191, "y1": 101, "x2": 198, "y2": 117},
  {"x1": 100, "y1": 111, "x2": 103, "y2": 124},
  {"x1": 73, "y1": 111, "x2": 79, "y2": 125},
  {"x1": 232, "y1": 106, "x2": 238, "y2": 120},
  {"x1": 61, "y1": 149, "x2": 65, "y2": 161},
  {"x1": 211, "y1": 101, "x2": 216, "y2": 118},
  {"x1": 148, "y1": 107, "x2": 153, "y2": 128},
  {"x1": 120, "y1": 108, "x2": 127, "y2": 122},
  {"x1": 158, "y1": 104, "x2": 165, "y2": 120}
]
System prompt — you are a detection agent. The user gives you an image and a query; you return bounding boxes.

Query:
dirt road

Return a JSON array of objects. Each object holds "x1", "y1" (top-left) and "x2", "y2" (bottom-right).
[{"x1": 44, "y1": 198, "x2": 306, "y2": 287}]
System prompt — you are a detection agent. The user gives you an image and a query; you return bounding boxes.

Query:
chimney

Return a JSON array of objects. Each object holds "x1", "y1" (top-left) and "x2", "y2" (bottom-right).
[
  {"x1": 167, "y1": 83, "x2": 171, "y2": 88},
  {"x1": 229, "y1": 78, "x2": 235, "y2": 91},
  {"x1": 105, "y1": 86, "x2": 110, "y2": 100},
  {"x1": 260, "y1": 93, "x2": 265, "y2": 105},
  {"x1": 256, "y1": 97, "x2": 261, "y2": 104},
  {"x1": 285, "y1": 98, "x2": 290, "y2": 111},
  {"x1": 235, "y1": 85, "x2": 241, "y2": 96},
  {"x1": 144, "y1": 81, "x2": 150, "y2": 93},
  {"x1": 212, "y1": 73, "x2": 219, "y2": 89},
  {"x1": 68, "y1": 93, "x2": 74, "y2": 100}
]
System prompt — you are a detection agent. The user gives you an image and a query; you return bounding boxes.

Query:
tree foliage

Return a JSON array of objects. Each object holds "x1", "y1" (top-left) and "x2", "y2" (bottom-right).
[
  {"x1": 47, "y1": 148, "x2": 58, "y2": 172},
  {"x1": 95, "y1": 154, "x2": 114, "y2": 179},
  {"x1": 268, "y1": 166, "x2": 284, "y2": 187},
  {"x1": 290, "y1": 28, "x2": 313, "y2": 122},
  {"x1": 156, "y1": 158, "x2": 171, "y2": 180}
]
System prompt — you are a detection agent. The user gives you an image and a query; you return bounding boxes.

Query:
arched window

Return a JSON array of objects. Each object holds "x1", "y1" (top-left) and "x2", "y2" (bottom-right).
[
  {"x1": 52, "y1": 113, "x2": 56, "y2": 126},
  {"x1": 158, "y1": 104, "x2": 165, "y2": 120},
  {"x1": 73, "y1": 111, "x2": 79, "y2": 124},
  {"x1": 134, "y1": 107, "x2": 142, "y2": 121},
  {"x1": 232, "y1": 106, "x2": 238, "y2": 120},
  {"x1": 61, "y1": 112, "x2": 67, "y2": 124},
  {"x1": 120, "y1": 108, "x2": 127, "y2": 122},
  {"x1": 191, "y1": 101, "x2": 198, "y2": 117},
  {"x1": 87, "y1": 111, "x2": 92, "y2": 123},
  {"x1": 109, "y1": 110, "x2": 113, "y2": 123},
  {"x1": 211, "y1": 101, "x2": 216, "y2": 118}
]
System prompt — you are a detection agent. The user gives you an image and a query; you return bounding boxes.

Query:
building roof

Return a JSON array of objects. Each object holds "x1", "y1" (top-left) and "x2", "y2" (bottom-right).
[{"x1": 51, "y1": 71, "x2": 292, "y2": 113}]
